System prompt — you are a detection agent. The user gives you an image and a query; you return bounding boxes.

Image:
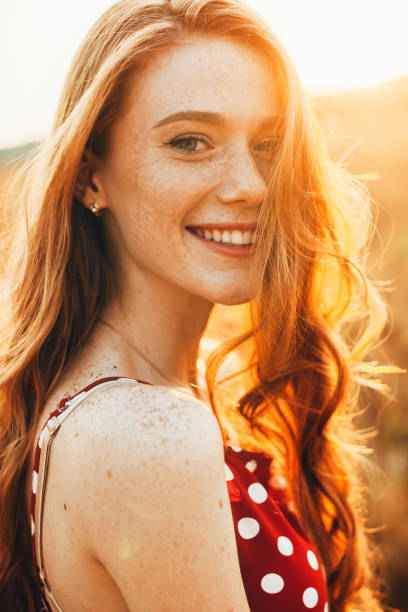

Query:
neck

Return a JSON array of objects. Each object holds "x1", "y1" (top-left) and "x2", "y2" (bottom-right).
[{"x1": 100, "y1": 271, "x2": 214, "y2": 394}]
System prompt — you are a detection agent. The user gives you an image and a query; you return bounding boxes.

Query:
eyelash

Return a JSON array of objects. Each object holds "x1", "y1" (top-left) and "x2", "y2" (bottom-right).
[
  {"x1": 166, "y1": 135, "x2": 209, "y2": 153},
  {"x1": 166, "y1": 134, "x2": 277, "y2": 158}
]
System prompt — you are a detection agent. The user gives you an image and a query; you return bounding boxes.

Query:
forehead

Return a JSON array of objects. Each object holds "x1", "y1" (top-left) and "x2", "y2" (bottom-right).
[{"x1": 121, "y1": 34, "x2": 280, "y2": 127}]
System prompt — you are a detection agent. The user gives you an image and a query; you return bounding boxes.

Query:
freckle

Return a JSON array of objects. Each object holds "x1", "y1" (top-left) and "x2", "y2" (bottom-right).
[
  {"x1": 107, "y1": 469, "x2": 112, "y2": 478},
  {"x1": 218, "y1": 499, "x2": 223, "y2": 509},
  {"x1": 64, "y1": 503, "x2": 67, "y2": 510}
]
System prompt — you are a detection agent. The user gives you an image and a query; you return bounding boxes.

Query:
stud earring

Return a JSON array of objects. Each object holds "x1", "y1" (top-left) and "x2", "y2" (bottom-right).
[{"x1": 89, "y1": 200, "x2": 102, "y2": 216}]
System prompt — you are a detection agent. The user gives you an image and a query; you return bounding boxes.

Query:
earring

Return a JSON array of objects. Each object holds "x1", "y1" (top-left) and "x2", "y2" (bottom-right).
[{"x1": 89, "y1": 200, "x2": 102, "y2": 216}]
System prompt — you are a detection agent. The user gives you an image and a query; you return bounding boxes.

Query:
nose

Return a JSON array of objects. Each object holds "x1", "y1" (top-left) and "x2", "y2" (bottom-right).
[{"x1": 215, "y1": 142, "x2": 267, "y2": 207}]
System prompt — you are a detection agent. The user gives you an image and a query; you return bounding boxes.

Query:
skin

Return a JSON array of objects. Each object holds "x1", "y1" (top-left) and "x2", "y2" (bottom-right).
[{"x1": 81, "y1": 33, "x2": 280, "y2": 394}]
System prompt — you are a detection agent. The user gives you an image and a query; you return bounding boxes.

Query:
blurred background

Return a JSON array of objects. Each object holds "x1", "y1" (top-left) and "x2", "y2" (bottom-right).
[{"x1": 1, "y1": 1, "x2": 407, "y2": 609}]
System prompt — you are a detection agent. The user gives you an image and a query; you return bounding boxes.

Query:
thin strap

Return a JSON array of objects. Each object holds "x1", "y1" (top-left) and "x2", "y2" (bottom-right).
[{"x1": 31, "y1": 376, "x2": 152, "y2": 611}]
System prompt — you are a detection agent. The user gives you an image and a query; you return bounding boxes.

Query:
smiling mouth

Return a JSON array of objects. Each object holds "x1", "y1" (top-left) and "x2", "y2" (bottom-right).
[{"x1": 185, "y1": 226, "x2": 256, "y2": 246}]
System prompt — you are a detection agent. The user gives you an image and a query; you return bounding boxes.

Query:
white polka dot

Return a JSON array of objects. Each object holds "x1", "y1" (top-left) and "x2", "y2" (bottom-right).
[
  {"x1": 245, "y1": 459, "x2": 257, "y2": 472},
  {"x1": 261, "y1": 573, "x2": 284, "y2": 594},
  {"x1": 303, "y1": 587, "x2": 319, "y2": 608},
  {"x1": 230, "y1": 445, "x2": 242, "y2": 452},
  {"x1": 307, "y1": 550, "x2": 319, "y2": 571},
  {"x1": 277, "y1": 535, "x2": 293, "y2": 556},
  {"x1": 31, "y1": 515, "x2": 35, "y2": 535},
  {"x1": 324, "y1": 603, "x2": 329, "y2": 612},
  {"x1": 270, "y1": 473, "x2": 287, "y2": 489},
  {"x1": 225, "y1": 463, "x2": 234, "y2": 481},
  {"x1": 32, "y1": 471, "x2": 38, "y2": 494},
  {"x1": 237, "y1": 517, "x2": 260, "y2": 539},
  {"x1": 38, "y1": 429, "x2": 45, "y2": 449},
  {"x1": 248, "y1": 482, "x2": 268, "y2": 503}
]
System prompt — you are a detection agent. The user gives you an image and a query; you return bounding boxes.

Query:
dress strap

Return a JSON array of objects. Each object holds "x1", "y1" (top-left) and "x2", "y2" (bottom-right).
[{"x1": 31, "y1": 376, "x2": 152, "y2": 611}]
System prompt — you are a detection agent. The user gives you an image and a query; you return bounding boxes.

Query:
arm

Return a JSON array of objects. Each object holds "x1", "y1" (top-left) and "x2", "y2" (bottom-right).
[{"x1": 72, "y1": 384, "x2": 250, "y2": 612}]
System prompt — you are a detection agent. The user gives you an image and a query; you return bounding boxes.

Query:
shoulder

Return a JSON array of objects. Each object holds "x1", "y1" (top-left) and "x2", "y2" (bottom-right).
[
  {"x1": 53, "y1": 379, "x2": 227, "y2": 545},
  {"x1": 51, "y1": 379, "x2": 226, "y2": 531},
  {"x1": 53, "y1": 380, "x2": 249, "y2": 609},
  {"x1": 61, "y1": 379, "x2": 223, "y2": 457},
  {"x1": 54, "y1": 380, "x2": 225, "y2": 494}
]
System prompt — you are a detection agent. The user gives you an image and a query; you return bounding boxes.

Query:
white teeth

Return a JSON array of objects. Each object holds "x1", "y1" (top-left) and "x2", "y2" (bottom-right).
[
  {"x1": 190, "y1": 227, "x2": 255, "y2": 245},
  {"x1": 222, "y1": 230, "x2": 231, "y2": 243},
  {"x1": 231, "y1": 230, "x2": 242, "y2": 245}
]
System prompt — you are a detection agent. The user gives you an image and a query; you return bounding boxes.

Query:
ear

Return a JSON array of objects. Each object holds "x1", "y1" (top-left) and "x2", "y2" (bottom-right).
[{"x1": 74, "y1": 148, "x2": 108, "y2": 213}]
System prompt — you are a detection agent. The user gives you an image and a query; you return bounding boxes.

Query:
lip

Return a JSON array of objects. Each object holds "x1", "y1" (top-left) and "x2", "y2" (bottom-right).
[
  {"x1": 186, "y1": 222, "x2": 257, "y2": 232},
  {"x1": 185, "y1": 227, "x2": 255, "y2": 257}
]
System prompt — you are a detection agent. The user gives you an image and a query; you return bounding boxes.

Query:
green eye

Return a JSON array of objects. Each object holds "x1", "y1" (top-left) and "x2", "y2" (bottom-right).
[
  {"x1": 254, "y1": 139, "x2": 276, "y2": 159},
  {"x1": 168, "y1": 135, "x2": 208, "y2": 153}
]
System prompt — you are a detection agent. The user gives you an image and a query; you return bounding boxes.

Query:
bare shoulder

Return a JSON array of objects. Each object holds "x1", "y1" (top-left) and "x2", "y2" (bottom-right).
[
  {"x1": 57, "y1": 381, "x2": 225, "y2": 520},
  {"x1": 63, "y1": 380, "x2": 223, "y2": 461},
  {"x1": 56, "y1": 381, "x2": 250, "y2": 611}
]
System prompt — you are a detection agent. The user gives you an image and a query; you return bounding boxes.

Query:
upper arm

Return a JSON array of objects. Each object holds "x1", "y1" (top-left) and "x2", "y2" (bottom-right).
[{"x1": 68, "y1": 384, "x2": 250, "y2": 612}]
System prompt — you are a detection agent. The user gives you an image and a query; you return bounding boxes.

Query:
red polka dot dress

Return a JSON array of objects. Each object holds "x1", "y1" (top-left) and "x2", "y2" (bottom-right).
[
  {"x1": 30, "y1": 377, "x2": 329, "y2": 611},
  {"x1": 224, "y1": 444, "x2": 329, "y2": 610}
]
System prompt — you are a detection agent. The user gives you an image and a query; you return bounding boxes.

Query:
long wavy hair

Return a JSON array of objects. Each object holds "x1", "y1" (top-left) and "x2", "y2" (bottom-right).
[{"x1": 0, "y1": 0, "x2": 398, "y2": 609}]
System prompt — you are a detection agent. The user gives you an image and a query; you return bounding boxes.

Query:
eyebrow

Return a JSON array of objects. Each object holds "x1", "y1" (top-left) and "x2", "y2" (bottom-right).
[{"x1": 152, "y1": 110, "x2": 282, "y2": 131}]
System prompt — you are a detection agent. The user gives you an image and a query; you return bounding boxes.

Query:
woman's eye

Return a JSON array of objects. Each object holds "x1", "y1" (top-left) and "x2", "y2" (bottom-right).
[
  {"x1": 167, "y1": 135, "x2": 209, "y2": 153},
  {"x1": 254, "y1": 139, "x2": 277, "y2": 159}
]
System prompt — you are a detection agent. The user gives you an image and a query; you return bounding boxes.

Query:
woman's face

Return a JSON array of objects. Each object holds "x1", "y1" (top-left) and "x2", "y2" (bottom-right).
[{"x1": 91, "y1": 34, "x2": 280, "y2": 305}]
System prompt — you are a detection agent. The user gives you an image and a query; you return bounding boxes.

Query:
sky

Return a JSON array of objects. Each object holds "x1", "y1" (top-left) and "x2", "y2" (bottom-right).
[{"x1": 1, "y1": 0, "x2": 407, "y2": 149}]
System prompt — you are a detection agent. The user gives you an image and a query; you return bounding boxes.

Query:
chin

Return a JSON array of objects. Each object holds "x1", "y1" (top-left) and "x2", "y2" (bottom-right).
[{"x1": 205, "y1": 286, "x2": 256, "y2": 306}]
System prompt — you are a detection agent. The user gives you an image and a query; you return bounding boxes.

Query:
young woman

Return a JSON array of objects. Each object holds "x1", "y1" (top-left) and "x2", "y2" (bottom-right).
[{"x1": 0, "y1": 0, "x2": 394, "y2": 610}]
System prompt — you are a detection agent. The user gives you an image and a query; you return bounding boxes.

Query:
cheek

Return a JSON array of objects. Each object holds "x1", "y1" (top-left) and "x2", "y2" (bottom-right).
[
  {"x1": 103, "y1": 155, "x2": 202, "y2": 263},
  {"x1": 110, "y1": 148, "x2": 214, "y2": 232}
]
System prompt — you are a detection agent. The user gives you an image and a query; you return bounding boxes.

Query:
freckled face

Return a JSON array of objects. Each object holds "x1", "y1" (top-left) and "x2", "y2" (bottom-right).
[{"x1": 95, "y1": 35, "x2": 280, "y2": 305}]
